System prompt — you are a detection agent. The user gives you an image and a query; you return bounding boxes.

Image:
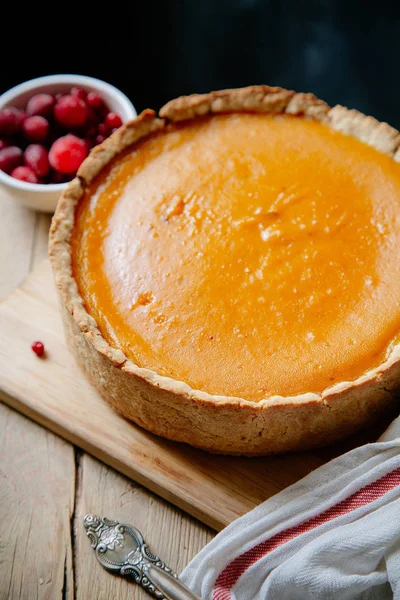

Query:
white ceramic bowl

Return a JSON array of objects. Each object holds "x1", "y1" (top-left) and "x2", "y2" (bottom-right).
[{"x1": 0, "y1": 75, "x2": 137, "y2": 212}]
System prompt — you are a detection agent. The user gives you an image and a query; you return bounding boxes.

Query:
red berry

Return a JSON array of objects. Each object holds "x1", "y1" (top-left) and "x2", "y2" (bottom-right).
[
  {"x1": 95, "y1": 134, "x2": 106, "y2": 145},
  {"x1": 0, "y1": 139, "x2": 7, "y2": 151},
  {"x1": 49, "y1": 134, "x2": 87, "y2": 174},
  {"x1": 105, "y1": 112, "x2": 123, "y2": 130},
  {"x1": 86, "y1": 92, "x2": 104, "y2": 110},
  {"x1": 0, "y1": 108, "x2": 21, "y2": 135},
  {"x1": 70, "y1": 87, "x2": 87, "y2": 100},
  {"x1": 0, "y1": 146, "x2": 23, "y2": 173},
  {"x1": 24, "y1": 144, "x2": 50, "y2": 177},
  {"x1": 12, "y1": 108, "x2": 27, "y2": 127},
  {"x1": 22, "y1": 116, "x2": 49, "y2": 142},
  {"x1": 26, "y1": 93, "x2": 54, "y2": 117},
  {"x1": 11, "y1": 165, "x2": 39, "y2": 183},
  {"x1": 98, "y1": 123, "x2": 107, "y2": 135},
  {"x1": 54, "y1": 95, "x2": 88, "y2": 128},
  {"x1": 31, "y1": 341, "x2": 45, "y2": 356}
]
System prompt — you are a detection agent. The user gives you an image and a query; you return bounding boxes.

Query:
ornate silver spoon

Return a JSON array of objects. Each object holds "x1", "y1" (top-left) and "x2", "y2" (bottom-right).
[{"x1": 84, "y1": 514, "x2": 201, "y2": 599}]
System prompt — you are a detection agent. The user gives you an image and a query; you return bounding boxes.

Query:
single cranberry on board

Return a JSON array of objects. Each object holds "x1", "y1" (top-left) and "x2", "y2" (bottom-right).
[
  {"x1": 31, "y1": 341, "x2": 45, "y2": 356},
  {"x1": 26, "y1": 93, "x2": 55, "y2": 117},
  {"x1": 54, "y1": 95, "x2": 88, "y2": 128},
  {"x1": 0, "y1": 146, "x2": 23, "y2": 173},
  {"x1": 49, "y1": 134, "x2": 88, "y2": 174},
  {"x1": 11, "y1": 165, "x2": 38, "y2": 183}
]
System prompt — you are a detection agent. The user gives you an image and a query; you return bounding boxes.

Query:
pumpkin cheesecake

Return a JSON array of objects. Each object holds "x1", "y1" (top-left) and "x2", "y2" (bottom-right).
[{"x1": 49, "y1": 86, "x2": 400, "y2": 454}]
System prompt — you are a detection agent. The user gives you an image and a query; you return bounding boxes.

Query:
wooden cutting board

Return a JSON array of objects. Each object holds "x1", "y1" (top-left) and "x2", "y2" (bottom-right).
[{"x1": 0, "y1": 260, "x2": 392, "y2": 530}]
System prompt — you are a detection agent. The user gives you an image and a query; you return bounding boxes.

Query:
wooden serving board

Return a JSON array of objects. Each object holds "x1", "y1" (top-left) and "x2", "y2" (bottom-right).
[{"x1": 0, "y1": 260, "x2": 391, "y2": 530}]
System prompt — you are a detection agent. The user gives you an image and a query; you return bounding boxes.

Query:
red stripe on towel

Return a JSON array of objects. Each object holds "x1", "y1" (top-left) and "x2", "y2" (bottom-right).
[{"x1": 213, "y1": 467, "x2": 400, "y2": 600}]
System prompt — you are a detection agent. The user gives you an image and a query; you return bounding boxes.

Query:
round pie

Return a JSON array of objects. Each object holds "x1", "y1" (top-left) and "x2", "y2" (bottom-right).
[{"x1": 49, "y1": 86, "x2": 400, "y2": 455}]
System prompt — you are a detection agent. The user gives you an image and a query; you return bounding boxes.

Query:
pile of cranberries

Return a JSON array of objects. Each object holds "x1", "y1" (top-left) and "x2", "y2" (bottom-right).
[{"x1": 0, "y1": 87, "x2": 123, "y2": 184}]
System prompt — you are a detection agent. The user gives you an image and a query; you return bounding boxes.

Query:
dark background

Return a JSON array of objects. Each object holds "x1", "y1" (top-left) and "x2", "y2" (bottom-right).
[{"x1": 3, "y1": 0, "x2": 400, "y2": 127}]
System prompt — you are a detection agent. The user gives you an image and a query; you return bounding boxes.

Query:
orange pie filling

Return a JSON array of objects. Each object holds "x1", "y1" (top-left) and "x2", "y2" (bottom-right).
[{"x1": 72, "y1": 113, "x2": 400, "y2": 401}]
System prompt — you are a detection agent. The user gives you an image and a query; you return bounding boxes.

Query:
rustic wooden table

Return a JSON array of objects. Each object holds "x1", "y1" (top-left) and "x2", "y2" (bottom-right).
[{"x1": 0, "y1": 192, "x2": 214, "y2": 599}]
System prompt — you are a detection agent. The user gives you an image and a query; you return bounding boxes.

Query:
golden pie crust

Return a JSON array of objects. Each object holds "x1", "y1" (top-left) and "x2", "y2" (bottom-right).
[{"x1": 49, "y1": 86, "x2": 400, "y2": 455}]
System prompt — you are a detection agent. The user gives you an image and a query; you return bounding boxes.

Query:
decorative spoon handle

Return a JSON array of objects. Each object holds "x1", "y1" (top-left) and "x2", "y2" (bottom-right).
[{"x1": 84, "y1": 514, "x2": 201, "y2": 600}]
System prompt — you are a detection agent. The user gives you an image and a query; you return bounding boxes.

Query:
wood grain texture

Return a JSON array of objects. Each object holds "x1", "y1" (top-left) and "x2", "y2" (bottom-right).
[
  {"x1": 0, "y1": 404, "x2": 75, "y2": 599},
  {"x1": 75, "y1": 453, "x2": 213, "y2": 599},
  {"x1": 0, "y1": 260, "x2": 331, "y2": 530},
  {"x1": 0, "y1": 198, "x2": 213, "y2": 600},
  {"x1": 0, "y1": 196, "x2": 78, "y2": 600}
]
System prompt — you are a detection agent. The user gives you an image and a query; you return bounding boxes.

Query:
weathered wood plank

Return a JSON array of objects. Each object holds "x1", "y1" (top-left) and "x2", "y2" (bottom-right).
[
  {"x1": 0, "y1": 205, "x2": 76, "y2": 600},
  {"x1": 75, "y1": 454, "x2": 213, "y2": 599},
  {"x1": 0, "y1": 404, "x2": 75, "y2": 599}
]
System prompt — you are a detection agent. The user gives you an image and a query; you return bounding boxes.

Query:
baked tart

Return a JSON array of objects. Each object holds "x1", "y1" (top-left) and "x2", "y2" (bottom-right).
[{"x1": 49, "y1": 86, "x2": 400, "y2": 454}]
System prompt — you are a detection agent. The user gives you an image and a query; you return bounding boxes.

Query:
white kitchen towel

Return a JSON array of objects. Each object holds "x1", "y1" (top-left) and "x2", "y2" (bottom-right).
[{"x1": 181, "y1": 418, "x2": 400, "y2": 600}]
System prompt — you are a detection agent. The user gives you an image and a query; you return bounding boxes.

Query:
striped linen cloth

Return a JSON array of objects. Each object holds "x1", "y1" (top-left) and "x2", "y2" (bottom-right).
[{"x1": 181, "y1": 418, "x2": 400, "y2": 599}]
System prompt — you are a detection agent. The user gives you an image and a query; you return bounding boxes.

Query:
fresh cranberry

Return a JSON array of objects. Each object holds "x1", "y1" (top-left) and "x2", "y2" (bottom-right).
[
  {"x1": 86, "y1": 92, "x2": 104, "y2": 110},
  {"x1": 95, "y1": 134, "x2": 106, "y2": 145},
  {"x1": 11, "y1": 165, "x2": 39, "y2": 183},
  {"x1": 98, "y1": 123, "x2": 108, "y2": 135},
  {"x1": 24, "y1": 144, "x2": 50, "y2": 177},
  {"x1": 12, "y1": 108, "x2": 27, "y2": 128},
  {"x1": 26, "y1": 93, "x2": 55, "y2": 117},
  {"x1": 105, "y1": 112, "x2": 123, "y2": 130},
  {"x1": 54, "y1": 95, "x2": 88, "y2": 128},
  {"x1": 0, "y1": 108, "x2": 21, "y2": 135},
  {"x1": 22, "y1": 116, "x2": 49, "y2": 142},
  {"x1": 49, "y1": 134, "x2": 87, "y2": 174},
  {"x1": 0, "y1": 139, "x2": 7, "y2": 151},
  {"x1": 31, "y1": 341, "x2": 45, "y2": 356},
  {"x1": 70, "y1": 87, "x2": 87, "y2": 100},
  {"x1": 0, "y1": 146, "x2": 23, "y2": 173}
]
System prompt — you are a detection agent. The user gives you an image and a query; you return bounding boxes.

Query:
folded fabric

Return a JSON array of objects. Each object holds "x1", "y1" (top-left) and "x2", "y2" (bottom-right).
[{"x1": 181, "y1": 418, "x2": 400, "y2": 599}]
